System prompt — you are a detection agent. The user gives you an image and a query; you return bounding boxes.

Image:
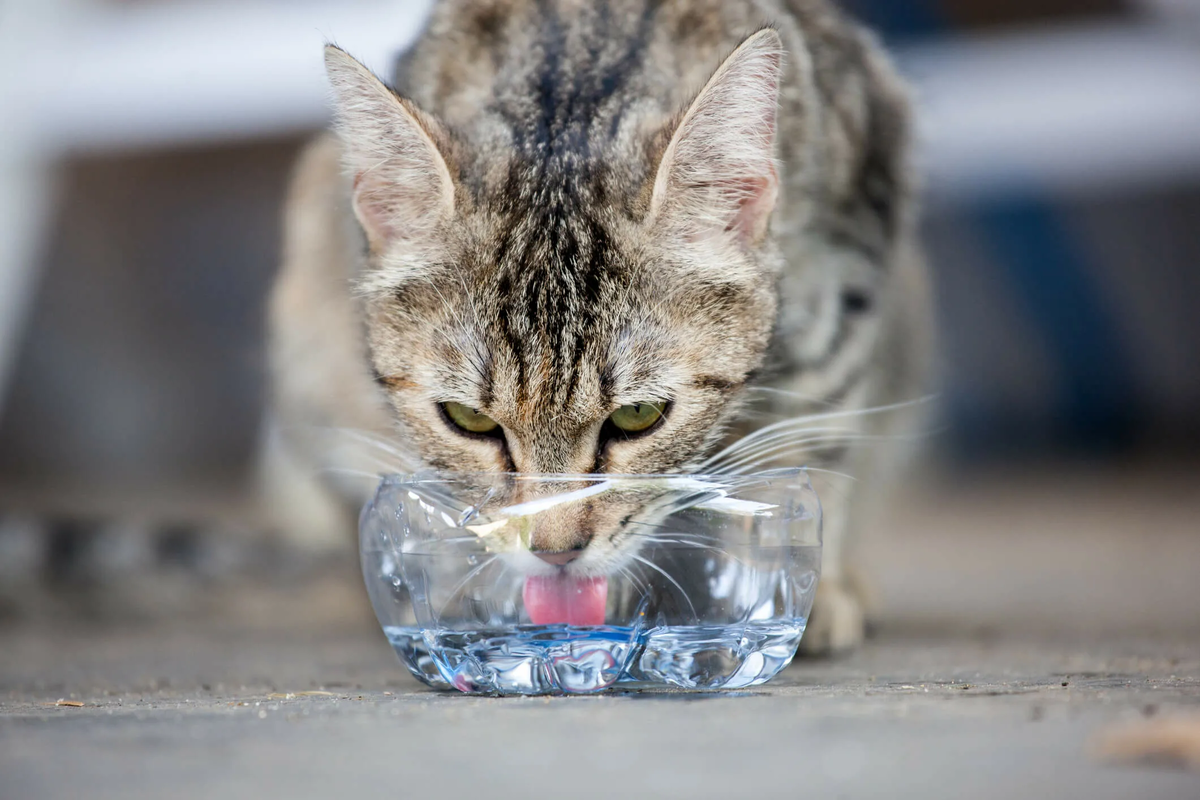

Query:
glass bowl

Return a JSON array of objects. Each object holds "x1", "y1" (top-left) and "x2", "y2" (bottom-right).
[{"x1": 359, "y1": 469, "x2": 821, "y2": 695}]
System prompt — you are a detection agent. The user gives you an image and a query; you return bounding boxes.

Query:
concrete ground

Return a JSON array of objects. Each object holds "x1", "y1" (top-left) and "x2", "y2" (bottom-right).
[
  {"x1": 3, "y1": 464, "x2": 1200, "y2": 799},
  {"x1": 2, "y1": 621, "x2": 1199, "y2": 798}
]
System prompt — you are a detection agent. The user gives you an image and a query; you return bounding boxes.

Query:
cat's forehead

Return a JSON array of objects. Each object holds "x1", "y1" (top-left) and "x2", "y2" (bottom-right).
[
  {"x1": 475, "y1": 317, "x2": 678, "y2": 432},
  {"x1": 471, "y1": 168, "x2": 633, "y2": 333},
  {"x1": 473, "y1": 229, "x2": 632, "y2": 426},
  {"x1": 449, "y1": 218, "x2": 669, "y2": 427}
]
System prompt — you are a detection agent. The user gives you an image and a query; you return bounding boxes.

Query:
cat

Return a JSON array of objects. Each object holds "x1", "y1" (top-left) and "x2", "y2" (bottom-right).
[{"x1": 265, "y1": 0, "x2": 933, "y2": 654}]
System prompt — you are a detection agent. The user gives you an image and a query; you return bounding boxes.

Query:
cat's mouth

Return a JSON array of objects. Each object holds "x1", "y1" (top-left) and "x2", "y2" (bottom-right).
[{"x1": 523, "y1": 573, "x2": 608, "y2": 626}]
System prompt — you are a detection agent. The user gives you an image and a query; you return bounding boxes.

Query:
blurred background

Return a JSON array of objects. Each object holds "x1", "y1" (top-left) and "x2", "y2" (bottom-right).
[{"x1": 1, "y1": 0, "x2": 1198, "y2": 631}]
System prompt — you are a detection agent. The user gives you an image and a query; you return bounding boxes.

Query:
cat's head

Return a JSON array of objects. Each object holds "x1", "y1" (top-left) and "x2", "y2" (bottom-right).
[{"x1": 325, "y1": 31, "x2": 785, "y2": 556}]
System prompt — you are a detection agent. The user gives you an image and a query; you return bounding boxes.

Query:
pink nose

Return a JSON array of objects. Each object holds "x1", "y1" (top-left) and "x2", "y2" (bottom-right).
[{"x1": 531, "y1": 550, "x2": 582, "y2": 566}]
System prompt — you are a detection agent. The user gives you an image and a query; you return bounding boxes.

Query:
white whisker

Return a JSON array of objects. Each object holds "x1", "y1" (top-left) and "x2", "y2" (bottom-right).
[
  {"x1": 709, "y1": 433, "x2": 872, "y2": 473},
  {"x1": 319, "y1": 467, "x2": 384, "y2": 482},
  {"x1": 614, "y1": 563, "x2": 649, "y2": 594},
  {"x1": 703, "y1": 426, "x2": 863, "y2": 468},
  {"x1": 309, "y1": 426, "x2": 412, "y2": 459},
  {"x1": 745, "y1": 386, "x2": 843, "y2": 408},
  {"x1": 626, "y1": 534, "x2": 746, "y2": 566},
  {"x1": 436, "y1": 555, "x2": 499, "y2": 623},
  {"x1": 705, "y1": 395, "x2": 936, "y2": 468},
  {"x1": 629, "y1": 554, "x2": 698, "y2": 620}
]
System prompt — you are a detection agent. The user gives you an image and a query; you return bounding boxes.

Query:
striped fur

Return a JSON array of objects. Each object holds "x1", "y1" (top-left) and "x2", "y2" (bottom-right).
[{"x1": 268, "y1": 0, "x2": 932, "y2": 652}]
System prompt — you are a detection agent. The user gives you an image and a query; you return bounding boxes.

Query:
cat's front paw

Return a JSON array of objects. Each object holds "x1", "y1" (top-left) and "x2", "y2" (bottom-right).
[{"x1": 797, "y1": 578, "x2": 865, "y2": 657}]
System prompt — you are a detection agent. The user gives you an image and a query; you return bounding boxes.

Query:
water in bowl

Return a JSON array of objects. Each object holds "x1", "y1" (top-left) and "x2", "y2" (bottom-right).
[
  {"x1": 385, "y1": 619, "x2": 807, "y2": 694},
  {"x1": 361, "y1": 471, "x2": 822, "y2": 695},
  {"x1": 376, "y1": 544, "x2": 818, "y2": 694}
]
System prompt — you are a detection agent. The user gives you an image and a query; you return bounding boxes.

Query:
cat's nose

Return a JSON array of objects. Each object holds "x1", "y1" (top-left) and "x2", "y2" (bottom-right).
[{"x1": 530, "y1": 549, "x2": 583, "y2": 566}]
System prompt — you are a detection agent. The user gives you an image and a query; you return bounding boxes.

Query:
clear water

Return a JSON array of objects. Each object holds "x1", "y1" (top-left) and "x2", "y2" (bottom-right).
[
  {"x1": 385, "y1": 618, "x2": 807, "y2": 694},
  {"x1": 361, "y1": 473, "x2": 822, "y2": 695}
]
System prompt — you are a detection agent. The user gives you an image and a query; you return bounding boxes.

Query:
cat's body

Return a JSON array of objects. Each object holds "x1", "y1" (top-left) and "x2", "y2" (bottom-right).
[{"x1": 267, "y1": 0, "x2": 932, "y2": 652}]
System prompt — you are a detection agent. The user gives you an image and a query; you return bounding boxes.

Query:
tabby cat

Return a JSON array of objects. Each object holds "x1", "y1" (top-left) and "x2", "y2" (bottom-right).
[{"x1": 266, "y1": 0, "x2": 932, "y2": 653}]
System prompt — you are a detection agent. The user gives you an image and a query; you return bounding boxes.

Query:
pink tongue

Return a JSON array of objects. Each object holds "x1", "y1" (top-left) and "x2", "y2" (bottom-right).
[{"x1": 523, "y1": 575, "x2": 609, "y2": 626}]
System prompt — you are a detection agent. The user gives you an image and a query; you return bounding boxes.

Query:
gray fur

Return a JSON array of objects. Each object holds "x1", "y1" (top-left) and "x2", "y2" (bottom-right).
[{"x1": 267, "y1": 0, "x2": 932, "y2": 652}]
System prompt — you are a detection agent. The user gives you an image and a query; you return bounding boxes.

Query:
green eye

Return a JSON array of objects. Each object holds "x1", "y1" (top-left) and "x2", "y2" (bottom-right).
[
  {"x1": 609, "y1": 402, "x2": 666, "y2": 433},
  {"x1": 443, "y1": 402, "x2": 499, "y2": 434}
]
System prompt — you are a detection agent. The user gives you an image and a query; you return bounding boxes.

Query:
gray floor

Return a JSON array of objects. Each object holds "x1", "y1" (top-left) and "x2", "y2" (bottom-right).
[
  {"x1": 3, "y1": 621, "x2": 1199, "y2": 800},
  {"x1": 4, "y1": 464, "x2": 1200, "y2": 799}
]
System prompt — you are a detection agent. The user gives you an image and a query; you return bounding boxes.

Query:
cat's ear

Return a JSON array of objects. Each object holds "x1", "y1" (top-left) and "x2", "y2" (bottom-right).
[
  {"x1": 324, "y1": 45, "x2": 455, "y2": 252},
  {"x1": 648, "y1": 29, "x2": 784, "y2": 249}
]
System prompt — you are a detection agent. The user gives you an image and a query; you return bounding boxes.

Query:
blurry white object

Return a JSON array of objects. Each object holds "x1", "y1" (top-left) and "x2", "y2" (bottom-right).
[
  {"x1": 14, "y1": 0, "x2": 437, "y2": 155},
  {"x1": 0, "y1": 0, "x2": 436, "y2": 415},
  {"x1": 2, "y1": 8, "x2": 1196, "y2": 190},
  {"x1": 3, "y1": 7, "x2": 1200, "y2": 411},
  {"x1": 0, "y1": 0, "x2": 71, "y2": 418},
  {"x1": 899, "y1": 22, "x2": 1200, "y2": 202}
]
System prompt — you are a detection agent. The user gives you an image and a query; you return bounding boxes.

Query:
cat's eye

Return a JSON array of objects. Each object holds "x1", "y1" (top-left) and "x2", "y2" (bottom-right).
[
  {"x1": 609, "y1": 402, "x2": 666, "y2": 434},
  {"x1": 443, "y1": 402, "x2": 499, "y2": 434}
]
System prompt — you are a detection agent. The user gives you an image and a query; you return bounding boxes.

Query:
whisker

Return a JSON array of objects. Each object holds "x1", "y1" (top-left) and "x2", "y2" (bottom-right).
[
  {"x1": 614, "y1": 563, "x2": 649, "y2": 595},
  {"x1": 435, "y1": 555, "x2": 499, "y2": 623},
  {"x1": 621, "y1": 522, "x2": 728, "y2": 546},
  {"x1": 711, "y1": 444, "x2": 874, "y2": 476},
  {"x1": 622, "y1": 525, "x2": 725, "y2": 542},
  {"x1": 710, "y1": 427, "x2": 939, "y2": 475},
  {"x1": 709, "y1": 433, "x2": 872, "y2": 473},
  {"x1": 703, "y1": 427, "x2": 863, "y2": 468},
  {"x1": 744, "y1": 386, "x2": 843, "y2": 408},
  {"x1": 710, "y1": 434, "x2": 864, "y2": 465},
  {"x1": 319, "y1": 467, "x2": 384, "y2": 482},
  {"x1": 704, "y1": 423, "x2": 859, "y2": 466},
  {"x1": 629, "y1": 554, "x2": 698, "y2": 621},
  {"x1": 702, "y1": 395, "x2": 936, "y2": 468},
  {"x1": 705, "y1": 422, "x2": 859, "y2": 453},
  {"x1": 307, "y1": 426, "x2": 415, "y2": 462},
  {"x1": 627, "y1": 534, "x2": 722, "y2": 548},
  {"x1": 710, "y1": 424, "x2": 862, "y2": 453},
  {"x1": 626, "y1": 535, "x2": 744, "y2": 565}
]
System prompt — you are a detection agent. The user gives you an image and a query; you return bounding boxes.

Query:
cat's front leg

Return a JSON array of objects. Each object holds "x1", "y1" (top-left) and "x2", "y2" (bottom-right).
[
  {"x1": 798, "y1": 575, "x2": 866, "y2": 656},
  {"x1": 797, "y1": 490, "x2": 868, "y2": 655}
]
